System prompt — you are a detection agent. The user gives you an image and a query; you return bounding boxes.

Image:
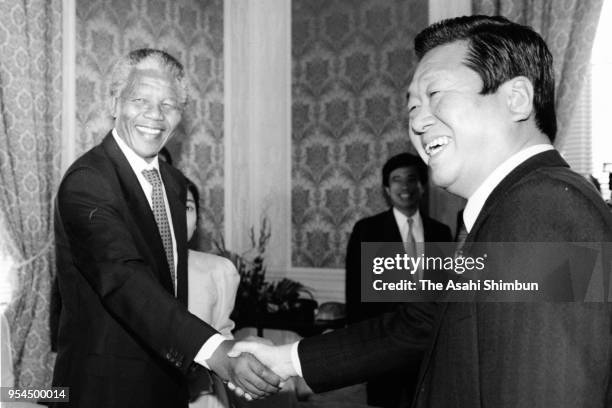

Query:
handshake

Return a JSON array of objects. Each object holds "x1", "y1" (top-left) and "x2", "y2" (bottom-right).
[{"x1": 207, "y1": 337, "x2": 299, "y2": 401}]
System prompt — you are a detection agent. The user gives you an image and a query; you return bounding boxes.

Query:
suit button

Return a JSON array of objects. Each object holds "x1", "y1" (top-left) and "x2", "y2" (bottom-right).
[
  {"x1": 176, "y1": 361, "x2": 182, "y2": 368},
  {"x1": 166, "y1": 352, "x2": 172, "y2": 360}
]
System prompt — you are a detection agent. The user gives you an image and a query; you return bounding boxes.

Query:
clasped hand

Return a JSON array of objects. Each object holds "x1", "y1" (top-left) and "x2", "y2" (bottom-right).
[{"x1": 210, "y1": 337, "x2": 297, "y2": 400}]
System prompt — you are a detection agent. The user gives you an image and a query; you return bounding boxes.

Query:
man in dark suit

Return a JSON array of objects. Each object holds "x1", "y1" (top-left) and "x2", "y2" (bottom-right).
[
  {"x1": 229, "y1": 16, "x2": 612, "y2": 407},
  {"x1": 345, "y1": 153, "x2": 451, "y2": 407},
  {"x1": 52, "y1": 49, "x2": 280, "y2": 408}
]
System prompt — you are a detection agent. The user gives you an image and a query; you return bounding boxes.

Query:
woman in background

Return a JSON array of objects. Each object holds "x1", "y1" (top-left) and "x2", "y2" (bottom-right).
[{"x1": 186, "y1": 178, "x2": 240, "y2": 408}]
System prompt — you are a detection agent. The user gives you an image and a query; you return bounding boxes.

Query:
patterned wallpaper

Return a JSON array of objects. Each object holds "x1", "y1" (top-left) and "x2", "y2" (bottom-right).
[
  {"x1": 292, "y1": 0, "x2": 428, "y2": 267},
  {"x1": 75, "y1": 0, "x2": 224, "y2": 249}
]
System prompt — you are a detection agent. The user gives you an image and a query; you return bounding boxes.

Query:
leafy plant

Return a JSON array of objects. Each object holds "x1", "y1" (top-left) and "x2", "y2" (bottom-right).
[{"x1": 214, "y1": 218, "x2": 313, "y2": 321}]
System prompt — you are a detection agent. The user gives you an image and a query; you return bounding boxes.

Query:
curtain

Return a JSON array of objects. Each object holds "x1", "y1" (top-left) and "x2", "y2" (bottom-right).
[
  {"x1": 0, "y1": 0, "x2": 63, "y2": 387},
  {"x1": 472, "y1": 0, "x2": 603, "y2": 153}
]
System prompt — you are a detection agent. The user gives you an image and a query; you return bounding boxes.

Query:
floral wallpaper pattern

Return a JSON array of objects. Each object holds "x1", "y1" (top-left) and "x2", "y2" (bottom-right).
[
  {"x1": 76, "y1": 0, "x2": 224, "y2": 249},
  {"x1": 292, "y1": 0, "x2": 427, "y2": 267},
  {"x1": 0, "y1": 0, "x2": 63, "y2": 388}
]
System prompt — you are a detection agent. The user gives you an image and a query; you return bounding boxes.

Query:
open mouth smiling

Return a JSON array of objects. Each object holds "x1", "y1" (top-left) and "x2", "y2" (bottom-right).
[
  {"x1": 424, "y1": 136, "x2": 450, "y2": 156},
  {"x1": 136, "y1": 125, "x2": 164, "y2": 136}
]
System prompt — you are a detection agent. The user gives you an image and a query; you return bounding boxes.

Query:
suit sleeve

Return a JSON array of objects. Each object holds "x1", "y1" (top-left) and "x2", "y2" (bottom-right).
[
  {"x1": 299, "y1": 301, "x2": 438, "y2": 392},
  {"x1": 56, "y1": 166, "x2": 217, "y2": 374}
]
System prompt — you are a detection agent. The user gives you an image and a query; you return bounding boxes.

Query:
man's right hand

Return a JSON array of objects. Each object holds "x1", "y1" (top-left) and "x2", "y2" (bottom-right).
[
  {"x1": 228, "y1": 340, "x2": 298, "y2": 380},
  {"x1": 206, "y1": 340, "x2": 282, "y2": 400}
]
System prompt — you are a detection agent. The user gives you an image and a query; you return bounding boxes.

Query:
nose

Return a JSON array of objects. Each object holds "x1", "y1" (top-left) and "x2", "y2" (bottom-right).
[
  {"x1": 143, "y1": 103, "x2": 164, "y2": 120},
  {"x1": 410, "y1": 105, "x2": 435, "y2": 136}
]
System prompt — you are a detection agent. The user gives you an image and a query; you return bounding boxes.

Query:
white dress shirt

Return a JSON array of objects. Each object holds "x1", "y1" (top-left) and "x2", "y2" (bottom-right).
[
  {"x1": 393, "y1": 207, "x2": 424, "y2": 244},
  {"x1": 112, "y1": 130, "x2": 225, "y2": 368}
]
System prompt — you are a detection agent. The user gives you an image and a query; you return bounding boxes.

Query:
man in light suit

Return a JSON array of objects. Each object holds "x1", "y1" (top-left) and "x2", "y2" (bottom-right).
[
  {"x1": 52, "y1": 49, "x2": 280, "y2": 408},
  {"x1": 229, "y1": 16, "x2": 612, "y2": 407},
  {"x1": 345, "y1": 153, "x2": 451, "y2": 407}
]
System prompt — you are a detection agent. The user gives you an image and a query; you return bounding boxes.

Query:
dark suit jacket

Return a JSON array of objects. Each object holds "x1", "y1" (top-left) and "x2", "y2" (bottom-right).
[
  {"x1": 344, "y1": 209, "x2": 451, "y2": 407},
  {"x1": 345, "y1": 209, "x2": 452, "y2": 324},
  {"x1": 52, "y1": 134, "x2": 217, "y2": 408},
  {"x1": 300, "y1": 150, "x2": 612, "y2": 408}
]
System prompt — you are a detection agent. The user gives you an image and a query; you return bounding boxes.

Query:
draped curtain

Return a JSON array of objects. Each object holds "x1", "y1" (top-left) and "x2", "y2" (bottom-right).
[
  {"x1": 472, "y1": 0, "x2": 603, "y2": 153},
  {"x1": 0, "y1": 0, "x2": 62, "y2": 387}
]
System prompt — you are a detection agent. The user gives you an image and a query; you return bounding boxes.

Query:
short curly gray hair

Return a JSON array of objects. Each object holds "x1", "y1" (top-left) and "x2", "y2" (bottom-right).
[{"x1": 109, "y1": 48, "x2": 188, "y2": 105}]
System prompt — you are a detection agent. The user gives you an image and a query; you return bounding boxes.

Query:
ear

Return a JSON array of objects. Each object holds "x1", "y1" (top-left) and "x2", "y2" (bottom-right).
[
  {"x1": 109, "y1": 96, "x2": 119, "y2": 119},
  {"x1": 503, "y1": 76, "x2": 534, "y2": 123}
]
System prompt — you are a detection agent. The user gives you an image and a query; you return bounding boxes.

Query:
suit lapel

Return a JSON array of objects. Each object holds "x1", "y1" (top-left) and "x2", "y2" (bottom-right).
[
  {"x1": 159, "y1": 163, "x2": 188, "y2": 305},
  {"x1": 101, "y1": 133, "x2": 175, "y2": 294},
  {"x1": 383, "y1": 209, "x2": 403, "y2": 242},
  {"x1": 422, "y1": 216, "x2": 434, "y2": 242},
  {"x1": 466, "y1": 150, "x2": 569, "y2": 249}
]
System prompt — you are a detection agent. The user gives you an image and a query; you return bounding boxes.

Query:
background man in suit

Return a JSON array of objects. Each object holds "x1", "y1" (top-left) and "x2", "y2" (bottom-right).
[
  {"x1": 346, "y1": 152, "x2": 451, "y2": 325},
  {"x1": 345, "y1": 153, "x2": 451, "y2": 407},
  {"x1": 229, "y1": 16, "x2": 612, "y2": 407},
  {"x1": 52, "y1": 48, "x2": 280, "y2": 408}
]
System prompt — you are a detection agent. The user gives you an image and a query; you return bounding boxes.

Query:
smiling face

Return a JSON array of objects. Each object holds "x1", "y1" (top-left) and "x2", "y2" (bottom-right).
[
  {"x1": 407, "y1": 41, "x2": 511, "y2": 198},
  {"x1": 385, "y1": 166, "x2": 424, "y2": 216},
  {"x1": 112, "y1": 68, "x2": 182, "y2": 162}
]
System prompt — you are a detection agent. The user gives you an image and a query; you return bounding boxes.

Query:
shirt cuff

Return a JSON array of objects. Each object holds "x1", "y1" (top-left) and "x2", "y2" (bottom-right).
[
  {"x1": 290, "y1": 341, "x2": 303, "y2": 377},
  {"x1": 194, "y1": 333, "x2": 227, "y2": 369}
]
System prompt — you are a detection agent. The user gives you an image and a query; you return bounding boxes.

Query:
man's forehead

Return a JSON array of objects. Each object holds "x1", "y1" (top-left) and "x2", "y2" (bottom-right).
[
  {"x1": 407, "y1": 41, "x2": 469, "y2": 94},
  {"x1": 124, "y1": 68, "x2": 179, "y2": 92}
]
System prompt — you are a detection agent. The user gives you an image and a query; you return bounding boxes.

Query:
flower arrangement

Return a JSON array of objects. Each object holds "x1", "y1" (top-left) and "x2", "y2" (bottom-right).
[{"x1": 214, "y1": 218, "x2": 314, "y2": 324}]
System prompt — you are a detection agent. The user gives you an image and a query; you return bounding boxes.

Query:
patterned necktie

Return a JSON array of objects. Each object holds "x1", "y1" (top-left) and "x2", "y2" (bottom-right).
[
  {"x1": 455, "y1": 219, "x2": 468, "y2": 258},
  {"x1": 405, "y1": 218, "x2": 419, "y2": 280},
  {"x1": 142, "y1": 168, "x2": 176, "y2": 294}
]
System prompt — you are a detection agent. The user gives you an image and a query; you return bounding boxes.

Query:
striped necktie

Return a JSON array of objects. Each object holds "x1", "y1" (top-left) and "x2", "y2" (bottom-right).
[{"x1": 142, "y1": 168, "x2": 176, "y2": 294}]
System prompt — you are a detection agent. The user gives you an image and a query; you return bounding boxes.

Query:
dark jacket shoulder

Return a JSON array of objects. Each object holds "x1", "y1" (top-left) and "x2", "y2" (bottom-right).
[{"x1": 477, "y1": 156, "x2": 612, "y2": 242}]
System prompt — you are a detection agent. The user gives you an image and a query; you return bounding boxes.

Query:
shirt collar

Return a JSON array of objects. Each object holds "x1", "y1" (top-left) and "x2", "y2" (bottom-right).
[
  {"x1": 392, "y1": 207, "x2": 421, "y2": 228},
  {"x1": 463, "y1": 144, "x2": 554, "y2": 233},
  {"x1": 112, "y1": 129, "x2": 160, "y2": 175}
]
